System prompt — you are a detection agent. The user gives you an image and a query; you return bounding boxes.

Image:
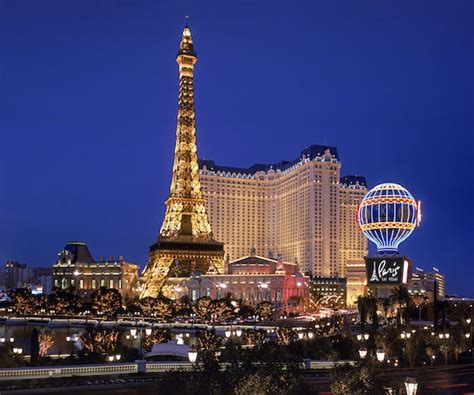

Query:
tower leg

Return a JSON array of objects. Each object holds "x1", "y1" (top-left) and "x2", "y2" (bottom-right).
[{"x1": 141, "y1": 257, "x2": 174, "y2": 298}]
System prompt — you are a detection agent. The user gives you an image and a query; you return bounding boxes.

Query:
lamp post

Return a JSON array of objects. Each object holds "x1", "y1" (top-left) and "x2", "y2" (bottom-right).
[
  {"x1": 130, "y1": 328, "x2": 151, "y2": 360},
  {"x1": 466, "y1": 317, "x2": 472, "y2": 355},
  {"x1": 188, "y1": 345, "x2": 198, "y2": 364},
  {"x1": 12, "y1": 346, "x2": 23, "y2": 363},
  {"x1": 66, "y1": 334, "x2": 79, "y2": 358},
  {"x1": 359, "y1": 347, "x2": 368, "y2": 359},
  {"x1": 376, "y1": 349, "x2": 386, "y2": 363},
  {"x1": 107, "y1": 354, "x2": 121, "y2": 363},
  {"x1": 438, "y1": 332, "x2": 450, "y2": 365},
  {"x1": 404, "y1": 377, "x2": 418, "y2": 395},
  {"x1": 400, "y1": 331, "x2": 412, "y2": 366},
  {"x1": 0, "y1": 337, "x2": 15, "y2": 345}
]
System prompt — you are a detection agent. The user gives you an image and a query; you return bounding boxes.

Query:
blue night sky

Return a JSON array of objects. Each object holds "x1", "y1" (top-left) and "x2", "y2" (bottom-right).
[{"x1": 0, "y1": 1, "x2": 472, "y2": 295}]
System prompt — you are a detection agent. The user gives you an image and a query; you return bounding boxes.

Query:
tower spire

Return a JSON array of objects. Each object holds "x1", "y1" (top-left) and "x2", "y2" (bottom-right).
[
  {"x1": 141, "y1": 24, "x2": 224, "y2": 298},
  {"x1": 159, "y1": 22, "x2": 209, "y2": 239}
]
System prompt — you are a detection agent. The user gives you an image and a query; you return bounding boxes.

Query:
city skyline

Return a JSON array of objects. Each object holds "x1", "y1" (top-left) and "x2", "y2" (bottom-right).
[{"x1": 0, "y1": 1, "x2": 473, "y2": 295}]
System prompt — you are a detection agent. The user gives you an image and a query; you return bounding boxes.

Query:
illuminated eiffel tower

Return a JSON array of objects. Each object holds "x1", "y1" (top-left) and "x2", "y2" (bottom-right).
[{"x1": 141, "y1": 22, "x2": 224, "y2": 298}]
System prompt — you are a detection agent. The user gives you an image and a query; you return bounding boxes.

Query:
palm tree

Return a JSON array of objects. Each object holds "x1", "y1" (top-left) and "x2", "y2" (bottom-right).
[
  {"x1": 411, "y1": 292, "x2": 429, "y2": 322},
  {"x1": 356, "y1": 296, "x2": 369, "y2": 327},
  {"x1": 365, "y1": 297, "x2": 378, "y2": 329},
  {"x1": 390, "y1": 285, "x2": 411, "y2": 327},
  {"x1": 379, "y1": 298, "x2": 391, "y2": 322}
]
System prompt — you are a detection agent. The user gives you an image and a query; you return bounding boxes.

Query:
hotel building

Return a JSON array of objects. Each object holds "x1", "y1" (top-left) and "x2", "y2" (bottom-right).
[
  {"x1": 198, "y1": 146, "x2": 367, "y2": 277},
  {"x1": 53, "y1": 242, "x2": 140, "y2": 298},
  {"x1": 169, "y1": 251, "x2": 309, "y2": 308}
]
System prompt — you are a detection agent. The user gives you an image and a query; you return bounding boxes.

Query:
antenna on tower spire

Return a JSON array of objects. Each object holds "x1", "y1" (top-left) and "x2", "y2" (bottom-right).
[{"x1": 185, "y1": 15, "x2": 190, "y2": 27}]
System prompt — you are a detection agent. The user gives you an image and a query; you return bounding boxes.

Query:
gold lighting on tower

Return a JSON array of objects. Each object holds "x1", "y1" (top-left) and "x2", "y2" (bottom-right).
[{"x1": 141, "y1": 21, "x2": 224, "y2": 298}]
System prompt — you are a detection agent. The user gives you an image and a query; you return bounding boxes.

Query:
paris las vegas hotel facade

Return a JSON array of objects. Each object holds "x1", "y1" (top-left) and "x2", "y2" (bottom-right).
[{"x1": 198, "y1": 153, "x2": 368, "y2": 278}]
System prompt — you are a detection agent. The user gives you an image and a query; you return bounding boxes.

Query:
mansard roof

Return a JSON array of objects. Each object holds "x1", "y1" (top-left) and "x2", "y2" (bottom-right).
[
  {"x1": 64, "y1": 242, "x2": 95, "y2": 264},
  {"x1": 340, "y1": 175, "x2": 368, "y2": 188},
  {"x1": 199, "y1": 144, "x2": 339, "y2": 176}
]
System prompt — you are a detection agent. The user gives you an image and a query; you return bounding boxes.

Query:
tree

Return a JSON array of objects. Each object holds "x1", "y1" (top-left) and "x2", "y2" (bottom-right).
[
  {"x1": 211, "y1": 299, "x2": 235, "y2": 321},
  {"x1": 39, "y1": 332, "x2": 54, "y2": 357},
  {"x1": 197, "y1": 330, "x2": 221, "y2": 353},
  {"x1": 143, "y1": 329, "x2": 170, "y2": 352},
  {"x1": 244, "y1": 329, "x2": 266, "y2": 348},
  {"x1": 391, "y1": 285, "x2": 412, "y2": 327},
  {"x1": 238, "y1": 303, "x2": 255, "y2": 319},
  {"x1": 234, "y1": 371, "x2": 276, "y2": 395},
  {"x1": 276, "y1": 328, "x2": 296, "y2": 345},
  {"x1": 330, "y1": 363, "x2": 375, "y2": 395},
  {"x1": 411, "y1": 293, "x2": 429, "y2": 321},
  {"x1": 10, "y1": 288, "x2": 42, "y2": 315},
  {"x1": 80, "y1": 328, "x2": 120, "y2": 358},
  {"x1": 48, "y1": 287, "x2": 78, "y2": 315},
  {"x1": 193, "y1": 296, "x2": 213, "y2": 320},
  {"x1": 365, "y1": 297, "x2": 378, "y2": 329},
  {"x1": 255, "y1": 301, "x2": 275, "y2": 321},
  {"x1": 91, "y1": 287, "x2": 122, "y2": 317},
  {"x1": 356, "y1": 296, "x2": 368, "y2": 327},
  {"x1": 139, "y1": 297, "x2": 157, "y2": 316},
  {"x1": 124, "y1": 295, "x2": 141, "y2": 316}
]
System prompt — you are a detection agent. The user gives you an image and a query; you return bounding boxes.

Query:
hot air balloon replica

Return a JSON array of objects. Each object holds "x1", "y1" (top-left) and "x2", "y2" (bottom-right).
[{"x1": 357, "y1": 183, "x2": 421, "y2": 289}]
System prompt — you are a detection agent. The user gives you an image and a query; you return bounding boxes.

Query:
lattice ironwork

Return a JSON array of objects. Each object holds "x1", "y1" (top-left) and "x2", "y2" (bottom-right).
[{"x1": 141, "y1": 25, "x2": 224, "y2": 298}]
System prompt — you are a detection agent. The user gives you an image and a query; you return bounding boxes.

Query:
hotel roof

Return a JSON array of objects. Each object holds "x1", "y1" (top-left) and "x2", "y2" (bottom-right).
[{"x1": 199, "y1": 144, "x2": 339, "y2": 175}]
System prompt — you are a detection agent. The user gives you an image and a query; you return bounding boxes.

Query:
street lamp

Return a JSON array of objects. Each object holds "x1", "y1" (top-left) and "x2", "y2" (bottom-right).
[
  {"x1": 358, "y1": 347, "x2": 368, "y2": 359},
  {"x1": 130, "y1": 328, "x2": 151, "y2": 359},
  {"x1": 297, "y1": 332, "x2": 304, "y2": 340},
  {"x1": 188, "y1": 345, "x2": 198, "y2": 363},
  {"x1": 225, "y1": 330, "x2": 232, "y2": 338},
  {"x1": 107, "y1": 354, "x2": 121, "y2": 362},
  {"x1": 404, "y1": 377, "x2": 418, "y2": 395},
  {"x1": 356, "y1": 334, "x2": 362, "y2": 341},
  {"x1": 308, "y1": 331, "x2": 314, "y2": 339},
  {"x1": 376, "y1": 349, "x2": 385, "y2": 363},
  {"x1": 235, "y1": 328, "x2": 242, "y2": 337},
  {"x1": 66, "y1": 335, "x2": 78, "y2": 357},
  {"x1": 363, "y1": 333, "x2": 369, "y2": 340},
  {"x1": 438, "y1": 332, "x2": 450, "y2": 364},
  {"x1": 12, "y1": 348, "x2": 23, "y2": 355}
]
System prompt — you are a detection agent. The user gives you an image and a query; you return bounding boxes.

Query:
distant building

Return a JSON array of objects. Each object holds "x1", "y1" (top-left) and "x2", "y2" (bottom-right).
[
  {"x1": 52, "y1": 242, "x2": 140, "y2": 297},
  {"x1": 167, "y1": 252, "x2": 309, "y2": 308},
  {"x1": 309, "y1": 276, "x2": 346, "y2": 307},
  {"x1": 409, "y1": 267, "x2": 445, "y2": 301},
  {"x1": 198, "y1": 148, "x2": 368, "y2": 278},
  {"x1": 1, "y1": 260, "x2": 27, "y2": 289},
  {"x1": 0, "y1": 260, "x2": 53, "y2": 294},
  {"x1": 345, "y1": 260, "x2": 368, "y2": 307}
]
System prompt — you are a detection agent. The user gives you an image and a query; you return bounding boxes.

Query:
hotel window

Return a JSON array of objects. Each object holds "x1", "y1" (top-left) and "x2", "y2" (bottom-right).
[
  {"x1": 61, "y1": 278, "x2": 68, "y2": 289},
  {"x1": 92, "y1": 279, "x2": 96, "y2": 288},
  {"x1": 79, "y1": 279, "x2": 84, "y2": 289},
  {"x1": 100, "y1": 279, "x2": 105, "y2": 287},
  {"x1": 119, "y1": 279, "x2": 122, "y2": 289},
  {"x1": 109, "y1": 279, "x2": 114, "y2": 288}
]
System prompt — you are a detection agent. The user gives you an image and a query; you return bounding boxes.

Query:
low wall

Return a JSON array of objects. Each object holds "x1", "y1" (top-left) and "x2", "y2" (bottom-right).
[{"x1": 0, "y1": 360, "x2": 351, "y2": 381}]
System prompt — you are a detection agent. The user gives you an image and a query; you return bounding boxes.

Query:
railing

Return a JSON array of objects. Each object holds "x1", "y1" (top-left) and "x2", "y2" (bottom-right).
[
  {"x1": 0, "y1": 363, "x2": 138, "y2": 381},
  {"x1": 0, "y1": 360, "x2": 349, "y2": 381}
]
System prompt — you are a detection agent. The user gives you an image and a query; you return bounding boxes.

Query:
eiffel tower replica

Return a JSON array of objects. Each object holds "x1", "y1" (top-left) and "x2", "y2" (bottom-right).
[{"x1": 141, "y1": 22, "x2": 224, "y2": 298}]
